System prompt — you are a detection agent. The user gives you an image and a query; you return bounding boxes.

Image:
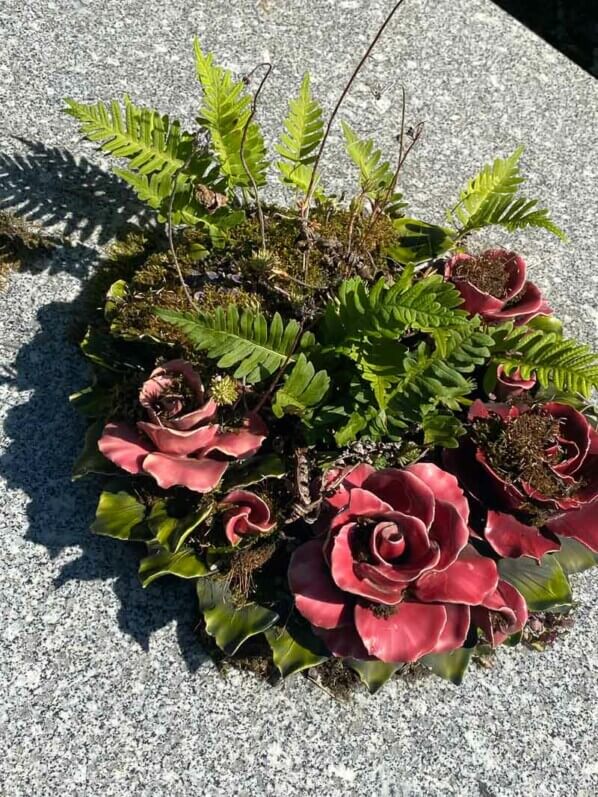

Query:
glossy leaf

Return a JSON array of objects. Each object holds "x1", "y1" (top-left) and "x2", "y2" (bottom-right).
[
  {"x1": 196, "y1": 578, "x2": 279, "y2": 655},
  {"x1": 499, "y1": 554, "x2": 572, "y2": 611},
  {"x1": 220, "y1": 454, "x2": 287, "y2": 492},
  {"x1": 344, "y1": 659, "x2": 401, "y2": 694},
  {"x1": 139, "y1": 548, "x2": 208, "y2": 587},
  {"x1": 390, "y1": 218, "x2": 454, "y2": 264},
  {"x1": 421, "y1": 647, "x2": 473, "y2": 685},
  {"x1": 265, "y1": 620, "x2": 329, "y2": 677},
  {"x1": 70, "y1": 384, "x2": 113, "y2": 418},
  {"x1": 147, "y1": 500, "x2": 213, "y2": 552},
  {"x1": 551, "y1": 536, "x2": 598, "y2": 575},
  {"x1": 91, "y1": 480, "x2": 148, "y2": 541},
  {"x1": 72, "y1": 419, "x2": 119, "y2": 479}
]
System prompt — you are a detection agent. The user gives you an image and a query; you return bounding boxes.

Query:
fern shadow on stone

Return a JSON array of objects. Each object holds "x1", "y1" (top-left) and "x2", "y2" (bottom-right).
[
  {"x1": 0, "y1": 138, "x2": 153, "y2": 247},
  {"x1": 0, "y1": 291, "x2": 206, "y2": 672}
]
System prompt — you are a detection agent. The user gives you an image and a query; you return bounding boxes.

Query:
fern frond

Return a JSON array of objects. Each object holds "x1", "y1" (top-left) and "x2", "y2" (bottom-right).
[
  {"x1": 322, "y1": 274, "x2": 469, "y2": 345},
  {"x1": 155, "y1": 306, "x2": 313, "y2": 383},
  {"x1": 341, "y1": 121, "x2": 395, "y2": 202},
  {"x1": 450, "y1": 146, "x2": 565, "y2": 240},
  {"x1": 272, "y1": 354, "x2": 330, "y2": 418},
  {"x1": 194, "y1": 40, "x2": 268, "y2": 190},
  {"x1": 276, "y1": 74, "x2": 325, "y2": 196},
  {"x1": 493, "y1": 327, "x2": 598, "y2": 397},
  {"x1": 389, "y1": 320, "x2": 495, "y2": 419},
  {"x1": 452, "y1": 146, "x2": 524, "y2": 228},
  {"x1": 65, "y1": 96, "x2": 193, "y2": 178}
]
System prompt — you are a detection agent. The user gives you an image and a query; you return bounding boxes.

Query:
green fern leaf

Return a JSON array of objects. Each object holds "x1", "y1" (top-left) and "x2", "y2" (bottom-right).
[
  {"x1": 450, "y1": 147, "x2": 565, "y2": 239},
  {"x1": 155, "y1": 306, "x2": 313, "y2": 383},
  {"x1": 493, "y1": 327, "x2": 598, "y2": 397},
  {"x1": 276, "y1": 74, "x2": 325, "y2": 196},
  {"x1": 453, "y1": 146, "x2": 524, "y2": 228},
  {"x1": 194, "y1": 40, "x2": 267, "y2": 190},
  {"x1": 65, "y1": 96, "x2": 193, "y2": 178},
  {"x1": 322, "y1": 274, "x2": 468, "y2": 344},
  {"x1": 272, "y1": 354, "x2": 330, "y2": 418},
  {"x1": 342, "y1": 121, "x2": 395, "y2": 200}
]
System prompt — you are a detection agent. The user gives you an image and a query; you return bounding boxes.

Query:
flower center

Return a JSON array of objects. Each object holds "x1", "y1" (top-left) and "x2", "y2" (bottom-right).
[
  {"x1": 351, "y1": 518, "x2": 406, "y2": 564},
  {"x1": 474, "y1": 408, "x2": 579, "y2": 501},
  {"x1": 453, "y1": 253, "x2": 511, "y2": 298},
  {"x1": 153, "y1": 374, "x2": 197, "y2": 420}
]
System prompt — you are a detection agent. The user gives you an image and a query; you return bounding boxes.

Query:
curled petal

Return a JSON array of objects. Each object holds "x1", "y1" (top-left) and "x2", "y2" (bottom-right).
[
  {"x1": 288, "y1": 540, "x2": 353, "y2": 630},
  {"x1": 429, "y1": 604, "x2": 471, "y2": 655},
  {"x1": 545, "y1": 402, "x2": 591, "y2": 476},
  {"x1": 362, "y1": 468, "x2": 436, "y2": 526},
  {"x1": 221, "y1": 489, "x2": 274, "y2": 545},
  {"x1": 472, "y1": 580, "x2": 528, "y2": 646},
  {"x1": 495, "y1": 366, "x2": 536, "y2": 400},
  {"x1": 315, "y1": 622, "x2": 374, "y2": 660},
  {"x1": 354, "y1": 602, "x2": 447, "y2": 663},
  {"x1": 98, "y1": 422, "x2": 153, "y2": 474},
  {"x1": 204, "y1": 414, "x2": 267, "y2": 458},
  {"x1": 413, "y1": 544, "x2": 498, "y2": 606},
  {"x1": 142, "y1": 453, "x2": 227, "y2": 492},
  {"x1": 326, "y1": 463, "x2": 377, "y2": 510},
  {"x1": 137, "y1": 421, "x2": 219, "y2": 456},
  {"x1": 545, "y1": 502, "x2": 598, "y2": 553},
  {"x1": 406, "y1": 462, "x2": 470, "y2": 525},
  {"x1": 485, "y1": 510, "x2": 560, "y2": 561},
  {"x1": 426, "y1": 499, "x2": 470, "y2": 571},
  {"x1": 330, "y1": 524, "x2": 406, "y2": 603},
  {"x1": 168, "y1": 399, "x2": 219, "y2": 431}
]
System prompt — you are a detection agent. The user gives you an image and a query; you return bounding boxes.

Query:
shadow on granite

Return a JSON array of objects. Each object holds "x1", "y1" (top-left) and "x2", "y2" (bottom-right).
[
  {"x1": 0, "y1": 138, "x2": 152, "y2": 250},
  {"x1": 0, "y1": 150, "x2": 206, "y2": 671}
]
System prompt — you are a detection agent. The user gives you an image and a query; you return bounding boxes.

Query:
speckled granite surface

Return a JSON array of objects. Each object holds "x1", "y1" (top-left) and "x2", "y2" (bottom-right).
[{"x1": 1, "y1": 1, "x2": 597, "y2": 795}]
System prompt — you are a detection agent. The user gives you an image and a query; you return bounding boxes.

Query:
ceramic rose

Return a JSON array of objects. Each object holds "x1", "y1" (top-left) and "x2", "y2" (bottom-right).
[{"x1": 99, "y1": 360, "x2": 266, "y2": 493}]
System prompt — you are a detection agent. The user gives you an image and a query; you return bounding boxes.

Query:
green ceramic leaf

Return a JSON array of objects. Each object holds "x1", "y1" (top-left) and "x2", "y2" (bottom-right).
[
  {"x1": 220, "y1": 454, "x2": 287, "y2": 491},
  {"x1": 72, "y1": 419, "x2": 119, "y2": 479},
  {"x1": 421, "y1": 647, "x2": 473, "y2": 685},
  {"x1": 344, "y1": 659, "x2": 401, "y2": 694},
  {"x1": 196, "y1": 578, "x2": 279, "y2": 655},
  {"x1": 528, "y1": 314, "x2": 563, "y2": 335},
  {"x1": 91, "y1": 481, "x2": 148, "y2": 541},
  {"x1": 147, "y1": 500, "x2": 213, "y2": 552},
  {"x1": 499, "y1": 554, "x2": 572, "y2": 611},
  {"x1": 390, "y1": 218, "x2": 455, "y2": 264},
  {"x1": 139, "y1": 548, "x2": 208, "y2": 587},
  {"x1": 69, "y1": 384, "x2": 113, "y2": 418},
  {"x1": 551, "y1": 536, "x2": 598, "y2": 575},
  {"x1": 265, "y1": 620, "x2": 329, "y2": 677}
]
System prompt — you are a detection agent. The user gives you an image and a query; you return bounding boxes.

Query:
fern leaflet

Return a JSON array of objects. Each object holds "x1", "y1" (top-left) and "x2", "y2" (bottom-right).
[
  {"x1": 276, "y1": 74, "x2": 325, "y2": 196},
  {"x1": 194, "y1": 40, "x2": 268, "y2": 190},
  {"x1": 492, "y1": 326, "x2": 598, "y2": 397},
  {"x1": 155, "y1": 306, "x2": 314, "y2": 383},
  {"x1": 449, "y1": 146, "x2": 565, "y2": 239},
  {"x1": 272, "y1": 354, "x2": 330, "y2": 418}
]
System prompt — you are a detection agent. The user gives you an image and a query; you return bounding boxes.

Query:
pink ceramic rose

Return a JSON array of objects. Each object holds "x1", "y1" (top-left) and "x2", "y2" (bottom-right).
[
  {"x1": 445, "y1": 249, "x2": 552, "y2": 325},
  {"x1": 288, "y1": 463, "x2": 523, "y2": 663},
  {"x1": 98, "y1": 359, "x2": 266, "y2": 493}
]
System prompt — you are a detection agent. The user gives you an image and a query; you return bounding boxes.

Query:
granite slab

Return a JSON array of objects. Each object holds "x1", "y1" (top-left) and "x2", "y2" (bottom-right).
[{"x1": 1, "y1": 1, "x2": 597, "y2": 795}]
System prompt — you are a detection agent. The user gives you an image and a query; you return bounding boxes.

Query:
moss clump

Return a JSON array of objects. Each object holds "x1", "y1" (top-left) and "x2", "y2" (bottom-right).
[
  {"x1": 473, "y1": 407, "x2": 580, "y2": 502},
  {"x1": 0, "y1": 210, "x2": 59, "y2": 288}
]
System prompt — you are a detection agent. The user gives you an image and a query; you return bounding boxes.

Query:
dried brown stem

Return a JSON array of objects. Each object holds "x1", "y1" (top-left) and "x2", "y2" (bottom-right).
[
  {"x1": 240, "y1": 62, "x2": 272, "y2": 252},
  {"x1": 302, "y1": 0, "x2": 409, "y2": 220}
]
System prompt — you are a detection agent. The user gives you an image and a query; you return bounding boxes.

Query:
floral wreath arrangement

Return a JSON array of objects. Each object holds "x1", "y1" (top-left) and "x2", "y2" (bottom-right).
[{"x1": 67, "y1": 4, "x2": 598, "y2": 694}]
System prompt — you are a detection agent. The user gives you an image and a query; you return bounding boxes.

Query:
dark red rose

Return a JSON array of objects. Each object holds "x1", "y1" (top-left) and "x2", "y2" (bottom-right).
[
  {"x1": 494, "y1": 365, "x2": 536, "y2": 400},
  {"x1": 445, "y1": 249, "x2": 551, "y2": 325},
  {"x1": 446, "y1": 400, "x2": 598, "y2": 559},
  {"x1": 471, "y1": 580, "x2": 528, "y2": 646},
  {"x1": 220, "y1": 490, "x2": 275, "y2": 545},
  {"x1": 288, "y1": 463, "x2": 506, "y2": 663}
]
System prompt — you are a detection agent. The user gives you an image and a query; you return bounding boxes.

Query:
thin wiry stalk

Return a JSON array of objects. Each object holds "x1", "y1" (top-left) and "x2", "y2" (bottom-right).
[
  {"x1": 240, "y1": 62, "x2": 272, "y2": 252},
  {"x1": 302, "y1": 0, "x2": 409, "y2": 219},
  {"x1": 167, "y1": 155, "x2": 198, "y2": 310}
]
